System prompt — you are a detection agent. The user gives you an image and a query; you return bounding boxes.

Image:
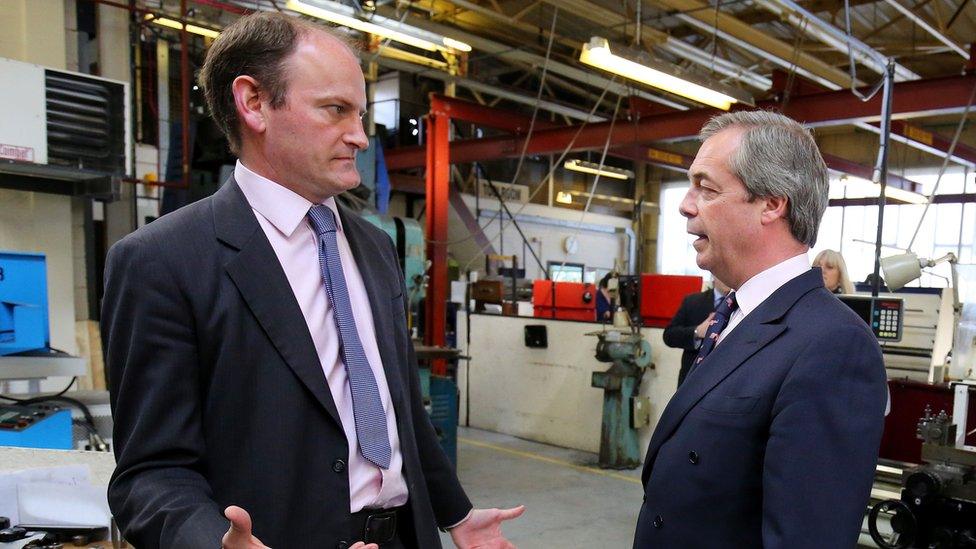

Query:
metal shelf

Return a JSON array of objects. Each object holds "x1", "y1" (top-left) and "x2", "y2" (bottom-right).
[
  {"x1": 0, "y1": 158, "x2": 117, "y2": 197},
  {"x1": 0, "y1": 355, "x2": 88, "y2": 381}
]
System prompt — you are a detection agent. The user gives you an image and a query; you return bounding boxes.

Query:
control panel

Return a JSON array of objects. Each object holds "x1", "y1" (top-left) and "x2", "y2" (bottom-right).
[{"x1": 838, "y1": 295, "x2": 905, "y2": 342}]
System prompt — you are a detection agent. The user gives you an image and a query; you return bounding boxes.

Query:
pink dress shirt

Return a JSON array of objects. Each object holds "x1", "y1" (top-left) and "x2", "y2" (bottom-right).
[{"x1": 235, "y1": 161, "x2": 408, "y2": 513}]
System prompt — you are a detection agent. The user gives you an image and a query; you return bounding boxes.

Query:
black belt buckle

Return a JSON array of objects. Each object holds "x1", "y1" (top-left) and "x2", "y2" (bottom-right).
[{"x1": 364, "y1": 510, "x2": 397, "y2": 544}]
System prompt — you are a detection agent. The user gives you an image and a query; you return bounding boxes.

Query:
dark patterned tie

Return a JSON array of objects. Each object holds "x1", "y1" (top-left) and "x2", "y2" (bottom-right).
[
  {"x1": 693, "y1": 291, "x2": 738, "y2": 368},
  {"x1": 308, "y1": 205, "x2": 392, "y2": 469}
]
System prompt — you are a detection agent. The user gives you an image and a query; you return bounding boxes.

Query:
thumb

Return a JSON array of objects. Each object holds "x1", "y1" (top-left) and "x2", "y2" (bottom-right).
[
  {"x1": 496, "y1": 505, "x2": 526, "y2": 521},
  {"x1": 224, "y1": 506, "x2": 253, "y2": 538}
]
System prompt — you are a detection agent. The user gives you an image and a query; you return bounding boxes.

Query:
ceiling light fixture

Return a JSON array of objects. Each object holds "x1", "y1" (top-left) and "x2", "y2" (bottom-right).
[
  {"x1": 555, "y1": 191, "x2": 574, "y2": 205},
  {"x1": 564, "y1": 159, "x2": 634, "y2": 180},
  {"x1": 286, "y1": 0, "x2": 471, "y2": 53},
  {"x1": 144, "y1": 14, "x2": 220, "y2": 38},
  {"x1": 579, "y1": 37, "x2": 751, "y2": 111}
]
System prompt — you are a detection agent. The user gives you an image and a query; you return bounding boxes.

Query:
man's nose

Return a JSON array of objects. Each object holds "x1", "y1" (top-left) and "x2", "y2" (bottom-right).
[
  {"x1": 347, "y1": 118, "x2": 369, "y2": 151},
  {"x1": 679, "y1": 190, "x2": 696, "y2": 218}
]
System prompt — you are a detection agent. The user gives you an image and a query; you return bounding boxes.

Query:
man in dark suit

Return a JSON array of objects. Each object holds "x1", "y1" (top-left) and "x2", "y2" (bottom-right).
[
  {"x1": 102, "y1": 12, "x2": 521, "y2": 549},
  {"x1": 662, "y1": 278, "x2": 730, "y2": 386},
  {"x1": 634, "y1": 111, "x2": 887, "y2": 548}
]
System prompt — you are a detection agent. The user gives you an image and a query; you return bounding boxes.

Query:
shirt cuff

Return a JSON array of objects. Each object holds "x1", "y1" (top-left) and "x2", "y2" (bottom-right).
[{"x1": 445, "y1": 509, "x2": 473, "y2": 531}]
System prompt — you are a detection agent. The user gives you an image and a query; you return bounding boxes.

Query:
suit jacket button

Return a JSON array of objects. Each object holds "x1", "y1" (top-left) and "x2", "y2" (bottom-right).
[
  {"x1": 336, "y1": 541, "x2": 349, "y2": 549},
  {"x1": 688, "y1": 450, "x2": 700, "y2": 464},
  {"x1": 332, "y1": 458, "x2": 346, "y2": 473},
  {"x1": 653, "y1": 515, "x2": 663, "y2": 529}
]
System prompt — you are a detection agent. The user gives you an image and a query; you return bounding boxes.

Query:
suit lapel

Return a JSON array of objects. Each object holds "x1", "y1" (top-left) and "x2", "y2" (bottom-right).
[
  {"x1": 336, "y1": 203, "x2": 409, "y2": 415},
  {"x1": 214, "y1": 179, "x2": 342, "y2": 427},
  {"x1": 641, "y1": 269, "x2": 824, "y2": 485}
]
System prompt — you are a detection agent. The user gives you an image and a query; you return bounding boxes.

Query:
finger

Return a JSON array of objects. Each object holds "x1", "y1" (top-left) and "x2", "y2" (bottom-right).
[
  {"x1": 349, "y1": 544, "x2": 379, "y2": 549},
  {"x1": 224, "y1": 505, "x2": 253, "y2": 536},
  {"x1": 496, "y1": 505, "x2": 526, "y2": 521}
]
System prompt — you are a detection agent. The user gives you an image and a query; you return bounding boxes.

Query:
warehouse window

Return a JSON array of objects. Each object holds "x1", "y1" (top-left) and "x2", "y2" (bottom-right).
[{"x1": 656, "y1": 183, "x2": 706, "y2": 277}]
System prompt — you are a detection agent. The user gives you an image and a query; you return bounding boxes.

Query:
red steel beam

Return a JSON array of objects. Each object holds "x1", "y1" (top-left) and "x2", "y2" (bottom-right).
[
  {"x1": 429, "y1": 93, "x2": 561, "y2": 134},
  {"x1": 386, "y1": 74, "x2": 976, "y2": 170},
  {"x1": 820, "y1": 153, "x2": 922, "y2": 193},
  {"x1": 424, "y1": 98, "x2": 450, "y2": 375}
]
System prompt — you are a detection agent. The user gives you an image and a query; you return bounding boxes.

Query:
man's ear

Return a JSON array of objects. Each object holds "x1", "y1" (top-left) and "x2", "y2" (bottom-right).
[
  {"x1": 760, "y1": 195, "x2": 789, "y2": 225},
  {"x1": 232, "y1": 75, "x2": 266, "y2": 135}
]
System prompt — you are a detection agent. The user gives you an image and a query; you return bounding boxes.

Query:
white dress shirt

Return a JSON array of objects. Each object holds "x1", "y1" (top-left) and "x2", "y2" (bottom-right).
[
  {"x1": 235, "y1": 161, "x2": 408, "y2": 513},
  {"x1": 717, "y1": 253, "x2": 811, "y2": 345}
]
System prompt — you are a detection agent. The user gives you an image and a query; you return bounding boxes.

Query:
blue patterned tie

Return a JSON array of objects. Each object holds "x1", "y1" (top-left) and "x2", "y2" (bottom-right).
[
  {"x1": 308, "y1": 205, "x2": 392, "y2": 469},
  {"x1": 693, "y1": 291, "x2": 738, "y2": 368}
]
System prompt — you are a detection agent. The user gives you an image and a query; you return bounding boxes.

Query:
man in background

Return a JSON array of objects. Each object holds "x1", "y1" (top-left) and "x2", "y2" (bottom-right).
[{"x1": 662, "y1": 278, "x2": 731, "y2": 386}]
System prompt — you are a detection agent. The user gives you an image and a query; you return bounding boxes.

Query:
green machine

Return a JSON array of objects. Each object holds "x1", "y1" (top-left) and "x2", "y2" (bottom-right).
[
  {"x1": 360, "y1": 214, "x2": 426, "y2": 305},
  {"x1": 589, "y1": 274, "x2": 652, "y2": 469}
]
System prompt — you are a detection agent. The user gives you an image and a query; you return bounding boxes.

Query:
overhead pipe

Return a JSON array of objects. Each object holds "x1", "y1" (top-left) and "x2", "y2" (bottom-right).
[
  {"x1": 880, "y1": 0, "x2": 969, "y2": 60},
  {"x1": 753, "y1": 0, "x2": 918, "y2": 81},
  {"x1": 674, "y1": 14, "x2": 847, "y2": 90}
]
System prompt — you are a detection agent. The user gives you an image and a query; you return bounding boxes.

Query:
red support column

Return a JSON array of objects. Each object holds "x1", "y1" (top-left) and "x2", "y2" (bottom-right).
[{"x1": 424, "y1": 97, "x2": 451, "y2": 375}]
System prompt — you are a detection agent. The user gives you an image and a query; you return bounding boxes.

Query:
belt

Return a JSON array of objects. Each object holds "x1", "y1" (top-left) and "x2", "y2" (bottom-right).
[{"x1": 350, "y1": 504, "x2": 409, "y2": 545}]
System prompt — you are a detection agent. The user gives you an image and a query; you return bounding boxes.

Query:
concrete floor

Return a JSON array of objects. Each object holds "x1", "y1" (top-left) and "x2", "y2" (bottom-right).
[{"x1": 439, "y1": 427, "x2": 644, "y2": 548}]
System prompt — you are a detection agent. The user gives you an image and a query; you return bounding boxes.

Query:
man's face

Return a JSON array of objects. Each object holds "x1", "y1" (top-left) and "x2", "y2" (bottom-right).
[
  {"x1": 260, "y1": 32, "x2": 368, "y2": 202},
  {"x1": 680, "y1": 127, "x2": 766, "y2": 288}
]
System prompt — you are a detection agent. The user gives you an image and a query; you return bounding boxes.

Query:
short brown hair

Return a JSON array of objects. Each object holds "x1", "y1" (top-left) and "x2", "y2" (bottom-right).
[{"x1": 198, "y1": 12, "x2": 354, "y2": 154}]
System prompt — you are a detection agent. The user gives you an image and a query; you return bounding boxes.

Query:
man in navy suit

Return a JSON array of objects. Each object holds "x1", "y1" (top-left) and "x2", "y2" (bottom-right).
[
  {"x1": 634, "y1": 111, "x2": 887, "y2": 548},
  {"x1": 103, "y1": 12, "x2": 522, "y2": 549}
]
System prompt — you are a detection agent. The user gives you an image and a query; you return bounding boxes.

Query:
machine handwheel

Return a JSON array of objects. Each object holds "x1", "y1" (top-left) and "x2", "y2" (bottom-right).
[{"x1": 868, "y1": 499, "x2": 917, "y2": 549}]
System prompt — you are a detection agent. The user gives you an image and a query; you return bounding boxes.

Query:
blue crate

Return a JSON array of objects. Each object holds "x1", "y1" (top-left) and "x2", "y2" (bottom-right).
[
  {"x1": 0, "y1": 251, "x2": 49, "y2": 356},
  {"x1": 429, "y1": 376, "x2": 458, "y2": 467}
]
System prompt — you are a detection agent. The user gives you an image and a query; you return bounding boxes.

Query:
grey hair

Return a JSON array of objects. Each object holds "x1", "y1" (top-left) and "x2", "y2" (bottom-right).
[{"x1": 699, "y1": 111, "x2": 829, "y2": 247}]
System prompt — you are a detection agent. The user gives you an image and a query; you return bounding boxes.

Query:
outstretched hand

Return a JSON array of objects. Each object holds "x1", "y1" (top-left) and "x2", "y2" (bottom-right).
[{"x1": 450, "y1": 506, "x2": 525, "y2": 549}]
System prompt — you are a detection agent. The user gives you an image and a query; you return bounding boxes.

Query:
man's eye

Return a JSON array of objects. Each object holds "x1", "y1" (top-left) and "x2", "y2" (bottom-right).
[{"x1": 327, "y1": 105, "x2": 345, "y2": 114}]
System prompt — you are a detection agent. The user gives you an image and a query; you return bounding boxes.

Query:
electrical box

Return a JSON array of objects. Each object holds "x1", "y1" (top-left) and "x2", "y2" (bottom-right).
[
  {"x1": 0, "y1": 251, "x2": 49, "y2": 356},
  {"x1": 0, "y1": 56, "x2": 130, "y2": 176},
  {"x1": 0, "y1": 404, "x2": 73, "y2": 450},
  {"x1": 532, "y1": 280, "x2": 597, "y2": 321},
  {"x1": 640, "y1": 274, "x2": 704, "y2": 328}
]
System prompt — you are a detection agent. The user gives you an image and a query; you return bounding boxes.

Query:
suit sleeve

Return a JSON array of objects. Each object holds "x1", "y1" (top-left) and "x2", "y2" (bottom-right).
[
  {"x1": 662, "y1": 295, "x2": 700, "y2": 350},
  {"x1": 761, "y1": 323, "x2": 887, "y2": 548},
  {"x1": 388, "y1": 239, "x2": 473, "y2": 527},
  {"x1": 102, "y1": 234, "x2": 228, "y2": 549}
]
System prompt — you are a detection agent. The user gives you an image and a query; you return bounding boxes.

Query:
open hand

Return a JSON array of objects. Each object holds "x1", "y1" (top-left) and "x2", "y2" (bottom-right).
[
  {"x1": 450, "y1": 506, "x2": 525, "y2": 549},
  {"x1": 222, "y1": 506, "x2": 378, "y2": 549}
]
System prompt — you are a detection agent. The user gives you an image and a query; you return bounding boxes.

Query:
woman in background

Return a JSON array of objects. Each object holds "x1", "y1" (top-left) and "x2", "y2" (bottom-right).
[{"x1": 813, "y1": 249, "x2": 855, "y2": 294}]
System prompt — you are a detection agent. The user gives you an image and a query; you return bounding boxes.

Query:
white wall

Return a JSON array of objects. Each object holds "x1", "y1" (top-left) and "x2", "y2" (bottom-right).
[
  {"x1": 450, "y1": 193, "x2": 633, "y2": 280},
  {"x1": 457, "y1": 312, "x2": 684, "y2": 455}
]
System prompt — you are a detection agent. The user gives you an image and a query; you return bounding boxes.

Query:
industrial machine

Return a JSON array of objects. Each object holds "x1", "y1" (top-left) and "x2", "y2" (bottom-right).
[
  {"x1": 868, "y1": 402, "x2": 976, "y2": 548},
  {"x1": 0, "y1": 251, "x2": 49, "y2": 356},
  {"x1": 360, "y1": 213, "x2": 426, "y2": 305},
  {"x1": 0, "y1": 403, "x2": 73, "y2": 450},
  {"x1": 589, "y1": 272, "x2": 652, "y2": 469}
]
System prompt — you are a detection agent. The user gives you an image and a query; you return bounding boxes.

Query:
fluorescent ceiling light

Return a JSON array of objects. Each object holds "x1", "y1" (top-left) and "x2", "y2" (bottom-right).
[
  {"x1": 144, "y1": 14, "x2": 220, "y2": 39},
  {"x1": 579, "y1": 37, "x2": 751, "y2": 111},
  {"x1": 564, "y1": 159, "x2": 634, "y2": 180},
  {"x1": 555, "y1": 191, "x2": 573, "y2": 204},
  {"x1": 287, "y1": 0, "x2": 471, "y2": 53},
  {"x1": 838, "y1": 174, "x2": 927, "y2": 204}
]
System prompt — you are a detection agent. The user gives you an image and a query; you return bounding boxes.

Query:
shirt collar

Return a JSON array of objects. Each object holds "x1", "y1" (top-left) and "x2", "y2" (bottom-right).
[
  {"x1": 734, "y1": 253, "x2": 811, "y2": 317},
  {"x1": 234, "y1": 160, "x2": 343, "y2": 237}
]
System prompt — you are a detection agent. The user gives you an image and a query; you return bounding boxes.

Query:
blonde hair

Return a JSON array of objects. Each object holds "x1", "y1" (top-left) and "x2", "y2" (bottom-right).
[{"x1": 813, "y1": 249, "x2": 854, "y2": 294}]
